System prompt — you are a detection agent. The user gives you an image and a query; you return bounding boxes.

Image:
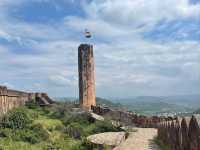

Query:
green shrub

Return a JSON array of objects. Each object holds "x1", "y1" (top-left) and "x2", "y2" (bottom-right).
[
  {"x1": 0, "y1": 128, "x2": 12, "y2": 138},
  {"x1": 0, "y1": 108, "x2": 32, "y2": 129},
  {"x1": 26, "y1": 100, "x2": 37, "y2": 109},
  {"x1": 71, "y1": 138, "x2": 91, "y2": 150},
  {"x1": 10, "y1": 124, "x2": 49, "y2": 144},
  {"x1": 45, "y1": 143, "x2": 61, "y2": 150},
  {"x1": 154, "y1": 137, "x2": 170, "y2": 150},
  {"x1": 55, "y1": 124, "x2": 66, "y2": 132},
  {"x1": 50, "y1": 111, "x2": 62, "y2": 119},
  {"x1": 31, "y1": 123, "x2": 49, "y2": 141},
  {"x1": 91, "y1": 120, "x2": 120, "y2": 134},
  {"x1": 66, "y1": 123, "x2": 84, "y2": 139},
  {"x1": 63, "y1": 113, "x2": 91, "y2": 126},
  {"x1": 13, "y1": 129, "x2": 38, "y2": 144},
  {"x1": 40, "y1": 107, "x2": 53, "y2": 116},
  {"x1": 49, "y1": 103, "x2": 75, "y2": 119},
  {"x1": 0, "y1": 146, "x2": 3, "y2": 150},
  {"x1": 22, "y1": 134, "x2": 39, "y2": 144}
]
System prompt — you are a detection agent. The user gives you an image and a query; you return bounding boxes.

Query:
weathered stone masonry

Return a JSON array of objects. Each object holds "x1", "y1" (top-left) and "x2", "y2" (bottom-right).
[
  {"x1": 158, "y1": 116, "x2": 200, "y2": 150},
  {"x1": 78, "y1": 44, "x2": 96, "y2": 110},
  {"x1": 91, "y1": 106, "x2": 174, "y2": 127},
  {"x1": 0, "y1": 86, "x2": 31, "y2": 114},
  {"x1": 0, "y1": 86, "x2": 54, "y2": 114}
]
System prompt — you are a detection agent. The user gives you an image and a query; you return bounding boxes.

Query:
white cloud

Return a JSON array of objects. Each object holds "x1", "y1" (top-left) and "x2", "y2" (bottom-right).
[
  {"x1": 0, "y1": 0, "x2": 199, "y2": 97},
  {"x1": 84, "y1": 0, "x2": 200, "y2": 27},
  {"x1": 48, "y1": 75, "x2": 76, "y2": 86}
]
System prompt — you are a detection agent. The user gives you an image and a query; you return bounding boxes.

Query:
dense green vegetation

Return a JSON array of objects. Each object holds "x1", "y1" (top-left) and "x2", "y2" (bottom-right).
[
  {"x1": 0, "y1": 101, "x2": 122, "y2": 150},
  {"x1": 154, "y1": 137, "x2": 170, "y2": 150}
]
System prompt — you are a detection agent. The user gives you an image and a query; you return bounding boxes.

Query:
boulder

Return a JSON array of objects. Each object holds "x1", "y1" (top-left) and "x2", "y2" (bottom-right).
[{"x1": 87, "y1": 132, "x2": 126, "y2": 149}]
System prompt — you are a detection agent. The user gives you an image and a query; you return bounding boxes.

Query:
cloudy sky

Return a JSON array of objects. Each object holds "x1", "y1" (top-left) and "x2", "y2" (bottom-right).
[{"x1": 0, "y1": 0, "x2": 200, "y2": 98}]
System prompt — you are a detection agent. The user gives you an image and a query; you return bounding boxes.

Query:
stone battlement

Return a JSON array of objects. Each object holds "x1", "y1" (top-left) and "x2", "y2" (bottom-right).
[
  {"x1": 91, "y1": 106, "x2": 175, "y2": 127},
  {"x1": 0, "y1": 86, "x2": 54, "y2": 114},
  {"x1": 158, "y1": 115, "x2": 200, "y2": 150}
]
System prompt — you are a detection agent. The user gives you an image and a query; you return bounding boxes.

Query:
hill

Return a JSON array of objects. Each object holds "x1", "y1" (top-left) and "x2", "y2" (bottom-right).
[
  {"x1": 124, "y1": 101, "x2": 191, "y2": 116},
  {"x1": 96, "y1": 97, "x2": 124, "y2": 109},
  {"x1": 114, "y1": 95, "x2": 200, "y2": 109},
  {"x1": 97, "y1": 97, "x2": 192, "y2": 116},
  {"x1": 194, "y1": 108, "x2": 200, "y2": 114},
  {"x1": 55, "y1": 96, "x2": 194, "y2": 116}
]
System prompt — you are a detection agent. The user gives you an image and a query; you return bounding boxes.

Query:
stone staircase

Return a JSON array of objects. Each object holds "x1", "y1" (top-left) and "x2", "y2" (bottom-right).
[{"x1": 35, "y1": 93, "x2": 54, "y2": 106}]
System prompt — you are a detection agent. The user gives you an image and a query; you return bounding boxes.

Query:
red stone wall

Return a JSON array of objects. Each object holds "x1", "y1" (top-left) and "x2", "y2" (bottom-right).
[{"x1": 78, "y1": 44, "x2": 96, "y2": 110}]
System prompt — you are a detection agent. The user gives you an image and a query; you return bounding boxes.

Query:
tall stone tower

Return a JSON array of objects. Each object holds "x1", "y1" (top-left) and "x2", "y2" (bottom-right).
[{"x1": 78, "y1": 44, "x2": 96, "y2": 110}]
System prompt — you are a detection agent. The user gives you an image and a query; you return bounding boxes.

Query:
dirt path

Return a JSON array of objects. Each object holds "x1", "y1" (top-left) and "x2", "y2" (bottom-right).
[{"x1": 114, "y1": 128, "x2": 160, "y2": 150}]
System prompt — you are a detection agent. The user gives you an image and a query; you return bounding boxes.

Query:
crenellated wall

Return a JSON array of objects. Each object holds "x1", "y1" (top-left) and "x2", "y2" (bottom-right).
[
  {"x1": 0, "y1": 86, "x2": 54, "y2": 114},
  {"x1": 158, "y1": 116, "x2": 200, "y2": 150},
  {"x1": 91, "y1": 106, "x2": 175, "y2": 127}
]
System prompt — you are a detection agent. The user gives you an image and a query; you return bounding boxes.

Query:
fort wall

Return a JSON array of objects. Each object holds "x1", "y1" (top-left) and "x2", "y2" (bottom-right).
[
  {"x1": 158, "y1": 115, "x2": 200, "y2": 150},
  {"x1": 91, "y1": 106, "x2": 175, "y2": 127},
  {"x1": 0, "y1": 86, "x2": 54, "y2": 114},
  {"x1": 0, "y1": 86, "x2": 31, "y2": 114}
]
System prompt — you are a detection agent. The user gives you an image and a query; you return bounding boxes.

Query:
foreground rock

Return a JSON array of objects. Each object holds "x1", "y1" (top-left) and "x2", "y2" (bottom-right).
[
  {"x1": 87, "y1": 132, "x2": 126, "y2": 149},
  {"x1": 91, "y1": 112, "x2": 104, "y2": 121}
]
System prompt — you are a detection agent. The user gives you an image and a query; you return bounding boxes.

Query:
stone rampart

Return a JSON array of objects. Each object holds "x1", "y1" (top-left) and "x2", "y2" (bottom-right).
[
  {"x1": 91, "y1": 106, "x2": 173, "y2": 127},
  {"x1": 0, "y1": 86, "x2": 54, "y2": 114},
  {"x1": 0, "y1": 86, "x2": 31, "y2": 114},
  {"x1": 158, "y1": 115, "x2": 200, "y2": 150}
]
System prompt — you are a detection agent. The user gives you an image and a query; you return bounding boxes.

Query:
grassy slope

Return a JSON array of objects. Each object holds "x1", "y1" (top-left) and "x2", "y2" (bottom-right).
[
  {"x1": 0, "y1": 102, "x2": 122, "y2": 150},
  {"x1": 0, "y1": 107, "x2": 80, "y2": 150}
]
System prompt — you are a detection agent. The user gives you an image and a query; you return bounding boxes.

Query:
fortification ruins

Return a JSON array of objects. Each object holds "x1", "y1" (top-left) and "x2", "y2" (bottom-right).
[
  {"x1": 92, "y1": 105, "x2": 200, "y2": 150},
  {"x1": 91, "y1": 106, "x2": 175, "y2": 127},
  {"x1": 0, "y1": 86, "x2": 54, "y2": 114},
  {"x1": 158, "y1": 115, "x2": 200, "y2": 150},
  {"x1": 78, "y1": 44, "x2": 96, "y2": 110}
]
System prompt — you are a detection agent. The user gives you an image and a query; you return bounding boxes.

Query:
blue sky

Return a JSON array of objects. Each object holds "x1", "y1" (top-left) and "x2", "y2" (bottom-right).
[{"x1": 0, "y1": 0, "x2": 200, "y2": 98}]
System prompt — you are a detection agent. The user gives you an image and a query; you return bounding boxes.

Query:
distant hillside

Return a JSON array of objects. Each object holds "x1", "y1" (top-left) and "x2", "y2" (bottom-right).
[
  {"x1": 97, "y1": 97, "x2": 193, "y2": 116},
  {"x1": 55, "y1": 96, "x2": 194, "y2": 116},
  {"x1": 96, "y1": 97, "x2": 124, "y2": 109},
  {"x1": 194, "y1": 108, "x2": 200, "y2": 114},
  {"x1": 124, "y1": 101, "x2": 192, "y2": 115},
  {"x1": 111, "y1": 95, "x2": 200, "y2": 109},
  {"x1": 163, "y1": 95, "x2": 200, "y2": 109}
]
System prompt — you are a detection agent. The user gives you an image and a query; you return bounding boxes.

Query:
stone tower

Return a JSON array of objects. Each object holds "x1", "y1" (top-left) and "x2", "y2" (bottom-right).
[{"x1": 78, "y1": 44, "x2": 96, "y2": 110}]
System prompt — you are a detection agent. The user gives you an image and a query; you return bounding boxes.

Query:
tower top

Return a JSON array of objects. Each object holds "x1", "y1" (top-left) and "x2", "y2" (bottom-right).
[{"x1": 85, "y1": 29, "x2": 92, "y2": 38}]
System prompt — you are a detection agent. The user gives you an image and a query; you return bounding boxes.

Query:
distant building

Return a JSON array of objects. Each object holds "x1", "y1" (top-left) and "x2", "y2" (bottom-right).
[{"x1": 78, "y1": 44, "x2": 96, "y2": 110}]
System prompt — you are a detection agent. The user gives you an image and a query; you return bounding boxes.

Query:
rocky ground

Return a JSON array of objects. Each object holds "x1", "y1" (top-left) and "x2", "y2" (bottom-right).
[{"x1": 114, "y1": 128, "x2": 160, "y2": 150}]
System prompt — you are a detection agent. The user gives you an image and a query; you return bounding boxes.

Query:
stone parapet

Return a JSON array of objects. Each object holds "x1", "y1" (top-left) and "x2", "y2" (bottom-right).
[
  {"x1": 91, "y1": 106, "x2": 173, "y2": 127},
  {"x1": 158, "y1": 115, "x2": 200, "y2": 150},
  {"x1": 0, "y1": 86, "x2": 54, "y2": 114}
]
